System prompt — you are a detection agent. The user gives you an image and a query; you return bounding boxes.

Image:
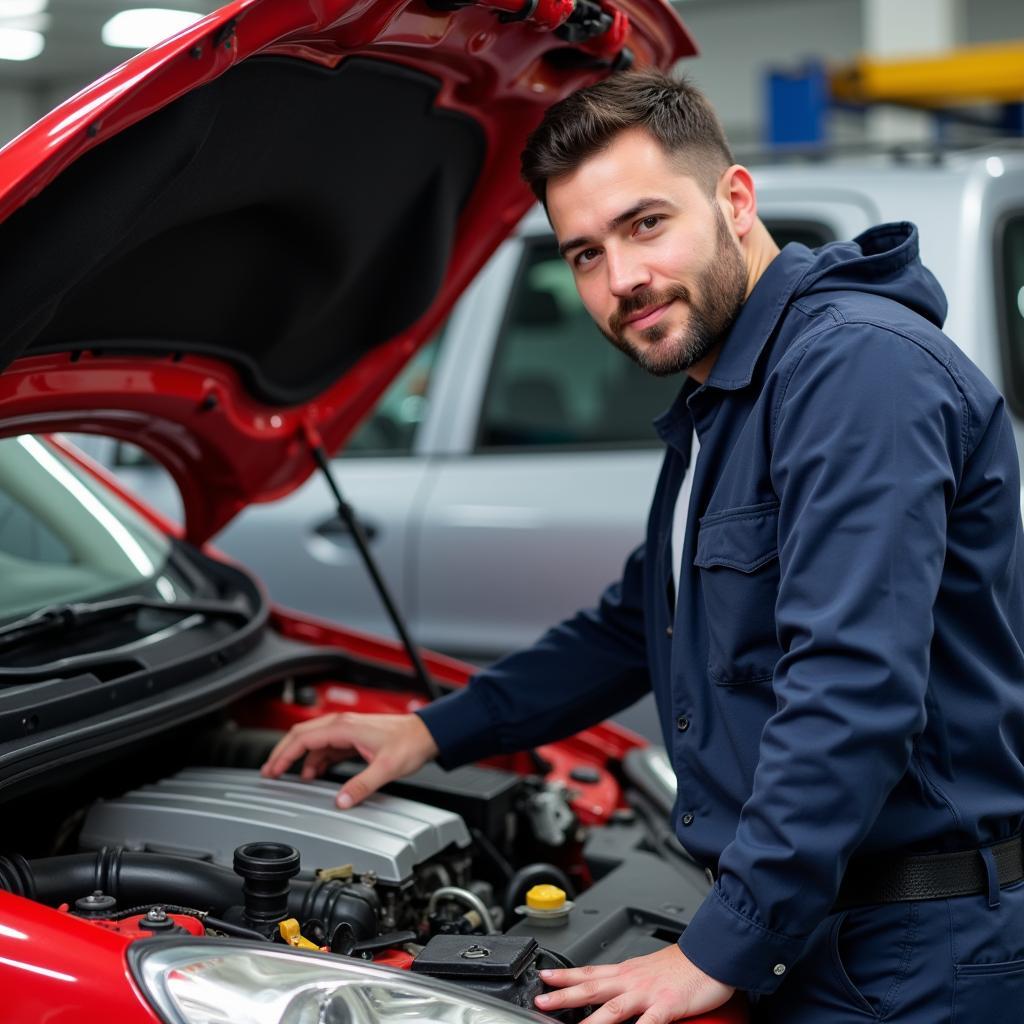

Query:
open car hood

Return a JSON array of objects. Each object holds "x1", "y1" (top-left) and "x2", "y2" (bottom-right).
[{"x1": 0, "y1": 0, "x2": 694, "y2": 543}]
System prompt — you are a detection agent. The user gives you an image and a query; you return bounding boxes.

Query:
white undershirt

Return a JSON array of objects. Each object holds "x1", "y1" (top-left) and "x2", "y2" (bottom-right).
[{"x1": 671, "y1": 432, "x2": 700, "y2": 598}]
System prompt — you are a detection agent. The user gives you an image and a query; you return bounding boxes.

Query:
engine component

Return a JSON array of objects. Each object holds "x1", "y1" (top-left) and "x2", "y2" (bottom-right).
[
  {"x1": 74, "y1": 890, "x2": 117, "y2": 918},
  {"x1": 524, "y1": 782, "x2": 576, "y2": 846},
  {"x1": 426, "y1": 885, "x2": 498, "y2": 934},
  {"x1": 278, "y1": 918, "x2": 320, "y2": 950},
  {"x1": 0, "y1": 847, "x2": 377, "y2": 941},
  {"x1": 79, "y1": 767, "x2": 471, "y2": 885},
  {"x1": 412, "y1": 934, "x2": 543, "y2": 1010},
  {"x1": 508, "y1": 850, "x2": 708, "y2": 967},
  {"x1": 232, "y1": 842, "x2": 300, "y2": 936},
  {"x1": 326, "y1": 759, "x2": 523, "y2": 846},
  {"x1": 514, "y1": 884, "x2": 573, "y2": 926},
  {"x1": 84, "y1": 908, "x2": 206, "y2": 939},
  {"x1": 503, "y1": 863, "x2": 576, "y2": 922}
]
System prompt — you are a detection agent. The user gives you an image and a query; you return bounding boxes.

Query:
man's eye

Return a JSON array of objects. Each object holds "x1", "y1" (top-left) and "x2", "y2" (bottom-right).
[
  {"x1": 637, "y1": 215, "x2": 662, "y2": 233},
  {"x1": 576, "y1": 248, "x2": 600, "y2": 267}
]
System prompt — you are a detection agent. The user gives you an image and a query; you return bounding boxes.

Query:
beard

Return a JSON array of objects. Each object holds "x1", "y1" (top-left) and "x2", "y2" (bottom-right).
[{"x1": 602, "y1": 205, "x2": 748, "y2": 377}]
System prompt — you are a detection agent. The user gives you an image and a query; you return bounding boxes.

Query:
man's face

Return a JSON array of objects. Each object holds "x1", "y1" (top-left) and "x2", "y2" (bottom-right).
[{"x1": 547, "y1": 127, "x2": 748, "y2": 377}]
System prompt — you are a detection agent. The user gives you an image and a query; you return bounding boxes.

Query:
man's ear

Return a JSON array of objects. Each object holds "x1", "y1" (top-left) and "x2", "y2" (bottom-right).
[{"x1": 717, "y1": 165, "x2": 757, "y2": 241}]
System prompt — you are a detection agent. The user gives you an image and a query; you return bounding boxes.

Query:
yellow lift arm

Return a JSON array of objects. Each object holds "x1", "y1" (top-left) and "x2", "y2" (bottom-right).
[{"x1": 832, "y1": 40, "x2": 1024, "y2": 108}]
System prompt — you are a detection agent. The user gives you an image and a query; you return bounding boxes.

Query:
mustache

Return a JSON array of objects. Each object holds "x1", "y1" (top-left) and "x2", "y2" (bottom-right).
[{"x1": 609, "y1": 284, "x2": 690, "y2": 335}]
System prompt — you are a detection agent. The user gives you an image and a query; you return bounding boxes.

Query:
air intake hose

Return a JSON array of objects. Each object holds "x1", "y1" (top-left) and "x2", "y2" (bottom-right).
[{"x1": 0, "y1": 847, "x2": 377, "y2": 940}]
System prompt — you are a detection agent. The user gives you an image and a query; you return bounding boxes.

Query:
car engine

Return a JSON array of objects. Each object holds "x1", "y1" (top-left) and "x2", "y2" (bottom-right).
[{"x1": 0, "y1": 736, "x2": 709, "y2": 1011}]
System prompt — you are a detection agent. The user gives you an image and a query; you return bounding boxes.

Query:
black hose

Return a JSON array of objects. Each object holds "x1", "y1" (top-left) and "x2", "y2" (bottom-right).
[
  {"x1": 503, "y1": 862, "x2": 575, "y2": 922},
  {"x1": 203, "y1": 915, "x2": 272, "y2": 942},
  {"x1": 0, "y1": 848, "x2": 377, "y2": 940},
  {"x1": 351, "y1": 930, "x2": 418, "y2": 954}
]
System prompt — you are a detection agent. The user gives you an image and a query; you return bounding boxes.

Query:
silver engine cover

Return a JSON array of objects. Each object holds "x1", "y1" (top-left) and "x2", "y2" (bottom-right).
[{"x1": 79, "y1": 767, "x2": 471, "y2": 885}]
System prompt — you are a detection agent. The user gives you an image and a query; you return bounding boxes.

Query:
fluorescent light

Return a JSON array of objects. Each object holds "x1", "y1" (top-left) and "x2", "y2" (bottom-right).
[
  {"x1": 0, "y1": 0, "x2": 48, "y2": 17},
  {"x1": 0, "y1": 26, "x2": 42, "y2": 60},
  {"x1": 0, "y1": 14, "x2": 50, "y2": 31},
  {"x1": 101, "y1": 8, "x2": 203, "y2": 50}
]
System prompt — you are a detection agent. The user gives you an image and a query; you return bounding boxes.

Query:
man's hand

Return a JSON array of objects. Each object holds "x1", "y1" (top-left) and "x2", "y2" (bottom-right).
[
  {"x1": 260, "y1": 712, "x2": 439, "y2": 808},
  {"x1": 534, "y1": 945, "x2": 735, "y2": 1024}
]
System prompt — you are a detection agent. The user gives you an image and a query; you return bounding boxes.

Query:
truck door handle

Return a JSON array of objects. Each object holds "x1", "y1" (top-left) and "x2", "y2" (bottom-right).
[{"x1": 314, "y1": 515, "x2": 379, "y2": 545}]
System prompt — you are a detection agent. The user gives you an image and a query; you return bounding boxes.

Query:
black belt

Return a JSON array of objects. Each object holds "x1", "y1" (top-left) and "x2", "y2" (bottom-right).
[{"x1": 833, "y1": 835, "x2": 1024, "y2": 911}]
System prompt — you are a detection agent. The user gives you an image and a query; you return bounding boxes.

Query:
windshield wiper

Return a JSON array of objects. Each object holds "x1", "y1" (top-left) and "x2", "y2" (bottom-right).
[{"x1": 0, "y1": 596, "x2": 251, "y2": 657}]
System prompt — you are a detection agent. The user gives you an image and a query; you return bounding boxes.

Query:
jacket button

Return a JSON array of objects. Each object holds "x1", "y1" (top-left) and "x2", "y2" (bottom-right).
[
  {"x1": 676, "y1": 716, "x2": 689, "y2": 732},
  {"x1": 773, "y1": 964, "x2": 787, "y2": 976},
  {"x1": 666, "y1": 626, "x2": 673, "y2": 638},
  {"x1": 681, "y1": 813, "x2": 694, "y2": 826}
]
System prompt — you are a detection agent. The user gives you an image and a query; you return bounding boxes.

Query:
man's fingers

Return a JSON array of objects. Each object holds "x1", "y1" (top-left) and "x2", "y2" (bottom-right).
[
  {"x1": 261, "y1": 717, "x2": 354, "y2": 778},
  {"x1": 539, "y1": 964, "x2": 620, "y2": 988},
  {"x1": 300, "y1": 749, "x2": 335, "y2": 780},
  {"x1": 336, "y1": 757, "x2": 396, "y2": 809},
  {"x1": 577, "y1": 993, "x2": 639, "y2": 1024},
  {"x1": 634, "y1": 1007, "x2": 671, "y2": 1024},
  {"x1": 535, "y1": 979, "x2": 616, "y2": 1011}
]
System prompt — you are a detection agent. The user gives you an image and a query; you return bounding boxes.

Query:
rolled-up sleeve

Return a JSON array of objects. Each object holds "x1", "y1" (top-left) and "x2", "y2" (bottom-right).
[{"x1": 679, "y1": 321, "x2": 967, "y2": 993}]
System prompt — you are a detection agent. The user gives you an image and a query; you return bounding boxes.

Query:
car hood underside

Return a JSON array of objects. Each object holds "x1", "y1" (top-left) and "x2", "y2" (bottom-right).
[{"x1": 0, "y1": 0, "x2": 694, "y2": 542}]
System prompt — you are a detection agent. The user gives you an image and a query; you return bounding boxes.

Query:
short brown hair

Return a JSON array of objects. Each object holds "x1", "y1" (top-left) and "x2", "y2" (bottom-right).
[{"x1": 520, "y1": 69, "x2": 733, "y2": 206}]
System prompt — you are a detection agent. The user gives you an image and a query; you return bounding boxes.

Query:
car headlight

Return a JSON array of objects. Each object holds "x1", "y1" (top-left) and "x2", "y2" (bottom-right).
[{"x1": 130, "y1": 939, "x2": 550, "y2": 1024}]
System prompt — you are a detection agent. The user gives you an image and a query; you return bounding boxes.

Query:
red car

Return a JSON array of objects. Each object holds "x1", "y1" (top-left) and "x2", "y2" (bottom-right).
[{"x1": 0, "y1": 1, "x2": 745, "y2": 1021}]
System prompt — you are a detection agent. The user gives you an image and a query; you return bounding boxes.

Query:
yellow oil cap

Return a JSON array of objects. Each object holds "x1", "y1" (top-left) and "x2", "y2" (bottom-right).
[{"x1": 526, "y1": 884, "x2": 567, "y2": 911}]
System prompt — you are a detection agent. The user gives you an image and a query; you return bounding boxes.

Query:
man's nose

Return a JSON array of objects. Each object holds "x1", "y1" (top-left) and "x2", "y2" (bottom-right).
[{"x1": 605, "y1": 246, "x2": 651, "y2": 296}]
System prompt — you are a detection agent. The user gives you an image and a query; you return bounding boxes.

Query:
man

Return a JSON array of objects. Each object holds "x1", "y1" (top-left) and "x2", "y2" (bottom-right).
[{"x1": 262, "y1": 71, "x2": 1024, "y2": 1021}]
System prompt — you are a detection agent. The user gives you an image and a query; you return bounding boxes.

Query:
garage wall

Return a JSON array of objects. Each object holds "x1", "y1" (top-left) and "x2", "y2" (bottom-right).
[
  {"x1": 672, "y1": 0, "x2": 863, "y2": 146},
  {"x1": 966, "y1": 0, "x2": 1024, "y2": 42}
]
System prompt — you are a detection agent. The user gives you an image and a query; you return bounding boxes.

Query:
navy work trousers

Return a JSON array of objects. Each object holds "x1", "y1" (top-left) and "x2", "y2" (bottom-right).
[{"x1": 750, "y1": 883, "x2": 1024, "y2": 1021}]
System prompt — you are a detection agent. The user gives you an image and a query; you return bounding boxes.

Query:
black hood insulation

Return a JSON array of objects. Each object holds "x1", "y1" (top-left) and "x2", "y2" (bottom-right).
[{"x1": 0, "y1": 56, "x2": 484, "y2": 405}]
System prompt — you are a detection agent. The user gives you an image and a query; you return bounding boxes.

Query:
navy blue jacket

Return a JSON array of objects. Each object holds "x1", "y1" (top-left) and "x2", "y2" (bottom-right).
[{"x1": 417, "y1": 223, "x2": 1024, "y2": 994}]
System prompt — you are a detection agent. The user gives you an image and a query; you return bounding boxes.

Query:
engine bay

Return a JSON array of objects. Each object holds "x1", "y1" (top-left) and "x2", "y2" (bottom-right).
[{"x1": 1, "y1": 710, "x2": 709, "y2": 1014}]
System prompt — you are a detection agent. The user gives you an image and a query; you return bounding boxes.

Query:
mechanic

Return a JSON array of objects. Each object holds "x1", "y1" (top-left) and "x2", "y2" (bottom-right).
[{"x1": 262, "y1": 70, "x2": 1024, "y2": 1021}]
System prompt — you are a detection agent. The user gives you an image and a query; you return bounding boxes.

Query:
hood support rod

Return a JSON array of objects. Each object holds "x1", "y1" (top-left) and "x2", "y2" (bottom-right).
[{"x1": 310, "y1": 444, "x2": 442, "y2": 702}]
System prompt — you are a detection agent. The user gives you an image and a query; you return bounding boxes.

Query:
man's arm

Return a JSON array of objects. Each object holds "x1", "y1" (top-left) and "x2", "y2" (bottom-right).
[
  {"x1": 678, "y1": 322, "x2": 966, "y2": 993},
  {"x1": 263, "y1": 541, "x2": 652, "y2": 800},
  {"x1": 416, "y1": 540, "x2": 651, "y2": 768}
]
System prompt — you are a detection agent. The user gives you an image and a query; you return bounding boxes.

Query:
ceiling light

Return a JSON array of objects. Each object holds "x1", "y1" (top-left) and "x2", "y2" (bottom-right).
[
  {"x1": 0, "y1": 13, "x2": 50, "y2": 31},
  {"x1": 101, "y1": 8, "x2": 204, "y2": 50},
  {"x1": 0, "y1": 0, "x2": 47, "y2": 17},
  {"x1": 0, "y1": 26, "x2": 43, "y2": 60}
]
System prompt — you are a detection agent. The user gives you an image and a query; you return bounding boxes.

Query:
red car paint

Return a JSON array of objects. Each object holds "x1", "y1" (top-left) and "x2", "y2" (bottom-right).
[{"x1": 0, "y1": 893, "x2": 160, "y2": 1023}]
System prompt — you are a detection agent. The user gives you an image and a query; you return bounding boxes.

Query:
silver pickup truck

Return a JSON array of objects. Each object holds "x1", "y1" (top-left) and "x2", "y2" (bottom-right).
[{"x1": 75, "y1": 147, "x2": 1024, "y2": 672}]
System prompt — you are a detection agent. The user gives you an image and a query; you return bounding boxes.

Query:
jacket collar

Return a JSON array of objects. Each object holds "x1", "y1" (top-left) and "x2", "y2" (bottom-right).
[
  {"x1": 702, "y1": 242, "x2": 818, "y2": 392},
  {"x1": 652, "y1": 242, "x2": 815, "y2": 451}
]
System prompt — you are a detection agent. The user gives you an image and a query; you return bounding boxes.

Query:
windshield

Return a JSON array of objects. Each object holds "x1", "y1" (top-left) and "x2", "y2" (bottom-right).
[{"x1": 0, "y1": 435, "x2": 191, "y2": 623}]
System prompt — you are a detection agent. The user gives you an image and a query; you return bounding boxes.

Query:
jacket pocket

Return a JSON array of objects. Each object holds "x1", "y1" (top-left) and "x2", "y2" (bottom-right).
[{"x1": 694, "y1": 502, "x2": 780, "y2": 685}]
